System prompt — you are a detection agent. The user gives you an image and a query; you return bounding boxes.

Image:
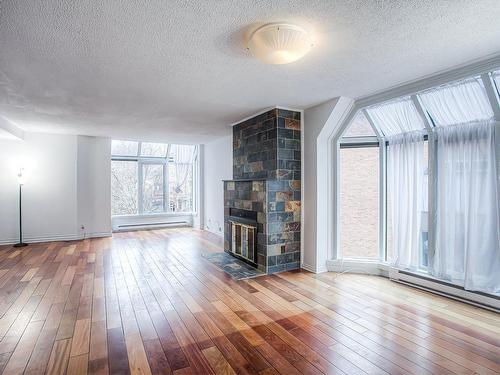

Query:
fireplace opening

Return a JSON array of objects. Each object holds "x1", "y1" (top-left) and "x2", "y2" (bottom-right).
[{"x1": 227, "y1": 208, "x2": 258, "y2": 267}]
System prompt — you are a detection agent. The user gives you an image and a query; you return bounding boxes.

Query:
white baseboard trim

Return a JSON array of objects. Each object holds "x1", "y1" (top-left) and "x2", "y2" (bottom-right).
[
  {"x1": 301, "y1": 262, "x2": 328, "y2": 274},
  {"x1": 0, "y1": 231, "x2": 112, "y2": 246},
  {"x1": 203, "y1": 226, "x2": 224, "y2": 238}
]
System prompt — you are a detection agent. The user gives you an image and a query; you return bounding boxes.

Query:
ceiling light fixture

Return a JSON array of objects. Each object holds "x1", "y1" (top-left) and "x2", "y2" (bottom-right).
[{"x1": 247, "y1": 23, "x2": 314, "y2": 65}]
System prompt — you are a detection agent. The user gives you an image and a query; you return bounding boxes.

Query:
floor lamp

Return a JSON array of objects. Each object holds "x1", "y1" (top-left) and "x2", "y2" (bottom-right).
[{"x1": 14, "y1": 167, "x2": 28, "y2": 247}]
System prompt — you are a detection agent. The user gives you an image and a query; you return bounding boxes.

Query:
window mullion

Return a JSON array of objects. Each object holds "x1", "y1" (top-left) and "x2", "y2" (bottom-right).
[
  {"x1": 379, "y1": 140, "x2": 387, "y2": 261},
  {"x1": 166, "y1": 162, "x2": 171, "y2": 212},
  {"x1": 362, "y1": 109, "x2": 384, "y2": 139},
  {"x1": 480, "y1": 73, "x2": 500, "y2": 121},
  {"x1": 411, "y1": 95, "x2": 434, "y2": 130},
  {"x1": 163, "y1": 163, "x2": 169, "y2": 212},
  {"x1": 138, "y1": 160, "x2": 144, "y2": 214},
  {"x1": 427, "y1": 132, "x2": 438, "y2": 266}
]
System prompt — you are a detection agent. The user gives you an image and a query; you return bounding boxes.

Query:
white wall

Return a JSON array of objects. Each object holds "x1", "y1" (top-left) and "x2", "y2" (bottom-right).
[
  {"x1": 302, "y1": 97, "x2": 353, "y2": 273},
  {"x1": 77, "y1": 135, "x2": 112, "y2": 237},
  {"x1": 0, "y1": 132, "x2": 111, "y2": 244},
  {"x1": 203, "y1": 134, "x2": 232, "y2": 236}
]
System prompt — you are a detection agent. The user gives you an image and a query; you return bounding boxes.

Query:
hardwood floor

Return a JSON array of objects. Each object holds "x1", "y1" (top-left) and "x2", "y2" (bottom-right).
[{"x1": 0, "y1": 228, "x2": 499, "y2": 375}]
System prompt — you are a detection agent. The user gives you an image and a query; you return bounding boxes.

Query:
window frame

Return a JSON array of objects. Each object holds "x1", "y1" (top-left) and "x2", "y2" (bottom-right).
[
  {"x1": 338, "y1": 139, "x2": 382, "y2": 260},
  {"x1": 111, "y1": 141, "x2": 197, "y2": 217}
]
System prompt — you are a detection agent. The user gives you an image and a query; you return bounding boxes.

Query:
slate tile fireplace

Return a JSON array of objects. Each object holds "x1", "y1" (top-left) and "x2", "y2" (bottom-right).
[{"x1": 223, "y1": 108, "x2": 301, "y2": 274}]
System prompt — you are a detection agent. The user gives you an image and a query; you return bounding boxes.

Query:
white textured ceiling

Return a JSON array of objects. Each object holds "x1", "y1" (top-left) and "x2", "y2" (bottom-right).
[{"x1": 1, "y1": 1, "x2": 500, "y2": 143}]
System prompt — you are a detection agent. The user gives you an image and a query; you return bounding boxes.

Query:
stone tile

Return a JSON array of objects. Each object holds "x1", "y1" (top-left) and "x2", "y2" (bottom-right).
[{"x1": 285, "y1": 201, "x2": 301, "y2": 212}]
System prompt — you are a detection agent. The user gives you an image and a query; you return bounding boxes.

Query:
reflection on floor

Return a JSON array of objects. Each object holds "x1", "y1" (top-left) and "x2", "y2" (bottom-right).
[{"x1": 202, "y1": 252, "x2": 265, "y2": 280}]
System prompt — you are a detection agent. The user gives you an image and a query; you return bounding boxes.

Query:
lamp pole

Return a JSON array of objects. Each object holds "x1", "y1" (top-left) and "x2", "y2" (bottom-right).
[{"x1": 14, "y1": 169, "x2": 28, "y2": 248}]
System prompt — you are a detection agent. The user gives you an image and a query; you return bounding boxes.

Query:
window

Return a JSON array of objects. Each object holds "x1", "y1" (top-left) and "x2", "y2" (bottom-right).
[
  {"x1": 140, "y1": 142, "x2": 169, "y2": 157},
  {"x1": 334, "y1": 68, "x2": 500, "y2": 296},
  {"x1": 111, "y1": 140, "x2": 139, "y2": 157},
  {"x1": 342, "y1": 112, "x2": 376, "y2": 137},
  {"x1": 111, "y1": 160, "x2": 138, "y2": 215},
  {"x1": 339, "y1": 145, "x2": 380, "y2": 259},
  {"x1": 367, "y1": 97, "x2": 425, "y2": 136},
  {"x1": 111, "y1": 140, "x2": 197, "y2": 216},
  {"x1": 142, "y1": 163, "x2": 165, "y2": 213}
]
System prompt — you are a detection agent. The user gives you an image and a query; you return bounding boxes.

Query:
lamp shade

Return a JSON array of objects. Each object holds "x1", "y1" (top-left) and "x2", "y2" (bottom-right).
[
  {"x1": 17, "y1": 167, "x2": 29, "y2": 185},
  {"x1": 247, "y1": 23, "x2": 313, "y2": 65}
]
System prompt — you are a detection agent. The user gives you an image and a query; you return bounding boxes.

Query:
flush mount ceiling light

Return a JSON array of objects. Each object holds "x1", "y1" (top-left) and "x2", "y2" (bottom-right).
[{"x1": 247, "y1": 23, "x2": 314, "y2": 65}]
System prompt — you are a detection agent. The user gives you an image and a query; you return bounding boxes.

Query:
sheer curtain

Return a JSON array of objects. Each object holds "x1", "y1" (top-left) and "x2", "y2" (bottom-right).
[
  {"x1": 171, "y1": 145, "x2": 196, "y2": 193},
  {"x1": 419, "y1": 79, "x2": 500, "y2": 294},
  {"x1": 367, "y1": 98, "x2": 426, "y2": 269},
  {"x1": 367, "y1": 97, "x2": 425, "y2": 136},
  {"x1": 386, "y1": 131, "x2": 426, "y2": 269}
]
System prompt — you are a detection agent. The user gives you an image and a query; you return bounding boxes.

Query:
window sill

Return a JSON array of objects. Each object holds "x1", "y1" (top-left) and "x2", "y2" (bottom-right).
[{"x1": 112, "y1": 212, "x2": 194, "y2": 219}]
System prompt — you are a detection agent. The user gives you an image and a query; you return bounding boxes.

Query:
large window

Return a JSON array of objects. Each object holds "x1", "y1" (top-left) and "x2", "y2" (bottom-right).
[
  {"x1": 111, "y1": 141, "x2": 196, "y2": 216},
  {"x1": 335, "y1": 69, "x2": 500, "y2": 296}
]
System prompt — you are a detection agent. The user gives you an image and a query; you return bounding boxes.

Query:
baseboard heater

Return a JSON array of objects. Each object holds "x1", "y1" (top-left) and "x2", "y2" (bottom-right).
[
  {"x1": 117, "y1": 221, "x2": 188, "y2": 229},
  {"x1": 389, "y1": 269, "x2": 500, "y2": 312}
]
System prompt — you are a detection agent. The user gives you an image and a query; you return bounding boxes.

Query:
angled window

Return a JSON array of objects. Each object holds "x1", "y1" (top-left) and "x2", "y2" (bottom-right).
[
  {"x1": 111, "y1": 140, "x2": 139, "y2": 157},
  {"x1": 418, "y1": 77, "x2": 494, "y2": 126},
  {"x1": 366, "y1": 97, "x2": 426, "y2": 136},
  {"x1": 493, "y1": 70, "x2": 500, "y2": 96},
  {"x1": 342, "y1": 112, "x2": 376, "y2": 138},
  {"x1": 140, "y1": 142, "x2": 169, "y2": 157}
]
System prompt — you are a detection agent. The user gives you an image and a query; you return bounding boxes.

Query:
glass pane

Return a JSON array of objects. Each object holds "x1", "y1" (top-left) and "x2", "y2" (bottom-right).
[
  {"x1": 169, "y1": 144, "x2": 196, "y2": 163},
  {"x1": 418, "y1": 77, "x2": 493, "y2": 126},
  {"x1": 111, "y1": 140, "x2": 139, "y2": 156},
  {"x1": 142, "y1": 164, "x2": 164, "y2": 213},
  {"x1": 111, "y1": 160, "x2": 138, "y2": 215},
  {"x1": 169, "y1": 162, "x2": 193, "y2": 212},
  {"x1": 343, "y1": 112, "x2": 376, "y2": 138},
  {"x1": 367, "y1": 97, "x2": 425, "y2": 136},
  {"x1": 493, "y1": 70, "x2": 500, "y2": 95},
  {"x1": 140, "y1": 142, "x2": 169, "y2": 157},
  {"x1": 339, "y1": 147, "x2": 379, "y2": 259}
]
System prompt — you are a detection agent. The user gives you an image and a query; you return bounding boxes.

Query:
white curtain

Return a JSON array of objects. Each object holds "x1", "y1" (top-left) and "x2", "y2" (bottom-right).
[
  {"x1": 418, "y1": 77, "x2": 494, "y2": 126},
  {"x1": 419, "y1": 80, "x2": 500, "y2": 294},
  {"x1": 370, "y1": 98, "x2": 427, "y2": 269},
  {"x1": 171, "y1": 145, "x2": 195, "y2": 193},
  {"x1": 387, "y1": 131, "x2": 426, "y2": 269},
  {"x1": 432, "y1": 121, "x2": 500, "y2": 293},
  {"x1": 367, "y1": 97, "x2": 425, "y2": 136}
]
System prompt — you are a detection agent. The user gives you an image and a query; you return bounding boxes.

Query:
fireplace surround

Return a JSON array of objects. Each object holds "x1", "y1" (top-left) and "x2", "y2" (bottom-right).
[{"x1": 224, "y1": 108, "x2": 301, "y2": 274}]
